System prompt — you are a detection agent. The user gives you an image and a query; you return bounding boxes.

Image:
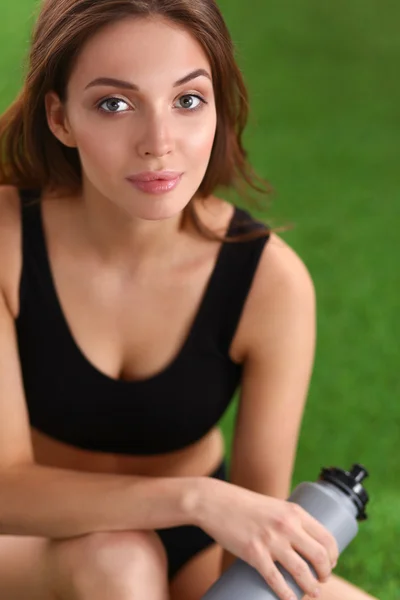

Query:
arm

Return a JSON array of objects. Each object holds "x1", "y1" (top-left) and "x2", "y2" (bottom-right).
[
  {"x1": 0, "y1": 187, "x2": 200, "y2": 538},
  {"x1": 221, "y1": 233, "x2": 317, "y2": 572}
]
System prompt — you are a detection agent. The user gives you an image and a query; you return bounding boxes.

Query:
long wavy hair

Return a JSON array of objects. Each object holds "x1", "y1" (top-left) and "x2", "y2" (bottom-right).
[{"x1": 0, "y1": 0, "x2": 276, "y2": 241}]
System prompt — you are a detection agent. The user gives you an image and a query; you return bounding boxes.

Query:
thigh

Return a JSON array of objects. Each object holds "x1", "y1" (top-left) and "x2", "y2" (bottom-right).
[
  {"x1": 0, "y1": 535, "x2": 52, "y2": 600},
  {"x1": 305, "y1": 573, "x2": 377, "y2": 600}
]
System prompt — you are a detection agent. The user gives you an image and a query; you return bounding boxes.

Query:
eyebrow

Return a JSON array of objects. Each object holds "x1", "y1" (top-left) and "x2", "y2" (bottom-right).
[{"x1": 84, "y1": 68, "x2": 212, "y2": 91}]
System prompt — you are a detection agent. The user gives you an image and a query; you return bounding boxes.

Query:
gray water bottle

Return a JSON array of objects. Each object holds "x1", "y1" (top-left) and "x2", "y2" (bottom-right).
[{"x1": 201, "y1": 464, "x2": 369, "y2": 600}]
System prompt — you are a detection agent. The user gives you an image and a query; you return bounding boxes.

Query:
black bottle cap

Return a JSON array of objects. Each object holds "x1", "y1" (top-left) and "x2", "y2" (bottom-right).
[{"x1": 318, "y1": 464, "x2": 369, "y2": 521}]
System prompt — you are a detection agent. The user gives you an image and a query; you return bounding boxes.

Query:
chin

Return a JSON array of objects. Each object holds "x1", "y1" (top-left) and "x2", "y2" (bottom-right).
[{"x1": 121, "y1": 195, "x2": 190, "y2": 222}]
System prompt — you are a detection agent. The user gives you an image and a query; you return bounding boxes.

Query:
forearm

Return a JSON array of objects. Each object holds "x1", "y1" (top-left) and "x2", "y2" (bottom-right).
[{"x1": 0, "y1": 463, "x2": 204, "y2": 538}]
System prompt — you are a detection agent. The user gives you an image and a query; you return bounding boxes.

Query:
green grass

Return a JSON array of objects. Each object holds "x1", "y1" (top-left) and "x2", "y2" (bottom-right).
[{"x1": 1, "y1": 1, "x2": 398, "y2": 598}]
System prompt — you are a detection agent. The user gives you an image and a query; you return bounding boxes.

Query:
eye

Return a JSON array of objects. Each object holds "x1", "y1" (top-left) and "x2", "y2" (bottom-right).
[
  {"x1": 175, "y1": 94, "x2": 206, "y2": 111},
  {"x1": 97, "y1": 97, "x2": 131, "y2": 113}
]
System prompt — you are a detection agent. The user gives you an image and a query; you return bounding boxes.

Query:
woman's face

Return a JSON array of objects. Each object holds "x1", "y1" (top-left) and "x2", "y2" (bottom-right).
[{"x1": 47, "y1": 16, "x2": 217, "y2": 221}]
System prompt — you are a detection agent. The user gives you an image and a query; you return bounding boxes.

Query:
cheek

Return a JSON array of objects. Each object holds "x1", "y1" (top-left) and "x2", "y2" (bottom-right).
[
  {"x1": 71, "y1": 118, "x2": 127, "y2": 176},
  {"x1": 183, "y1": 113, "x2": 217, "y2": 163}
]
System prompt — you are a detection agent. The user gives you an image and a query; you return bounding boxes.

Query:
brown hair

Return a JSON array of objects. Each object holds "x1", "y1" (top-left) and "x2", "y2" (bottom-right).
[{"x1": 0, "y1": 0, "x2": 277, "y2": 241}]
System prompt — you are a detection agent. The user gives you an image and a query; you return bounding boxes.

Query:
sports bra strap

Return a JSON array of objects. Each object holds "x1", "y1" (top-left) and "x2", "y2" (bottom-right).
[{"x1": 189, "y1": 207, "x2": 270, "y2": 356}]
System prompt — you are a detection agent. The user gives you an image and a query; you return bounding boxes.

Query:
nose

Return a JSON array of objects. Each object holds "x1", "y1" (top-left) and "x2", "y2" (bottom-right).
[{"x1": 135, "y1": 111, "x2": 174, "y2": 159}]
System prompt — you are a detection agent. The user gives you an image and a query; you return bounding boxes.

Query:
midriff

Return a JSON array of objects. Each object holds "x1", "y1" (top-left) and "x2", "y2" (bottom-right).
[{"x1": 30, "y1": 425, "x2": 225, "y2": 478}]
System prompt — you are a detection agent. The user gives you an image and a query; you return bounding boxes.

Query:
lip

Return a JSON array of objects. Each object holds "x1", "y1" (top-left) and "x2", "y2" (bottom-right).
[
  {"x1": 127, "y1": 171, "x2": 182, "y2": 182},
  {"x1": 126, "y1": 172, "x2": 183, "y2": 195}
]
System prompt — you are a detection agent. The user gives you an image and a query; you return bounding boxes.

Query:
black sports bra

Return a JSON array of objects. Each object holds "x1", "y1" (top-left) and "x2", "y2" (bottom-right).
[{"x1": 16, "y1": 190, "x2": 270, "y2": 455}]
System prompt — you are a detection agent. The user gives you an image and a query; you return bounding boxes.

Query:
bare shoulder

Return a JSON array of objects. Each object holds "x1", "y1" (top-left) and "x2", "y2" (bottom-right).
[
  {"x1": 231, "y1": 232, "x2": 316, "y2": 362},
  {"x1": 0, "y1": 185, "x2": 23, "y2": 317},
  {"x1": 254, "y1": 232, "x2": 315, "y2": 296}
]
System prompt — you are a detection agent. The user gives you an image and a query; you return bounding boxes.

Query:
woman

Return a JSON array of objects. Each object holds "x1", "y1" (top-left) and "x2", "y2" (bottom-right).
[{"x1": 0, "y1": 1, "x2": 376, "y2": 599}]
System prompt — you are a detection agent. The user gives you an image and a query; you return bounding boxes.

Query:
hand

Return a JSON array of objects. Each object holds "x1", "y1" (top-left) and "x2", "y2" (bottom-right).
[{"x1": 195, "y1": 479, "x2": 339, "y2": 600}]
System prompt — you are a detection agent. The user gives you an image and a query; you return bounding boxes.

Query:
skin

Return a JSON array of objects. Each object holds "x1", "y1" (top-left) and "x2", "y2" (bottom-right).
[{"x1": 0, "y1": 14, "x2": 377, "y2": 600}]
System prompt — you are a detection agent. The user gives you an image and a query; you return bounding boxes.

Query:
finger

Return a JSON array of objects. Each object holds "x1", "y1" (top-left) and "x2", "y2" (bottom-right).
[
  {"x1": 297, "y1": 509, "x2": 339, "y2": 567},
  {"x1": 275, "y1": 546, "x2": 321, "y2": 599},
  {"x1": 290, "y1": 530, "x2": 332, "y2": 583},
  {"x1": 257, "y1": 554, "x2": 301, "y2": 600}
]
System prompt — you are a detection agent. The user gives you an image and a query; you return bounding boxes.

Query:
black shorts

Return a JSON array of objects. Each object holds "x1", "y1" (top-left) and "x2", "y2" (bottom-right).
[{"x1": 155, "y1": 459, "x2": 228, "y2": 581}]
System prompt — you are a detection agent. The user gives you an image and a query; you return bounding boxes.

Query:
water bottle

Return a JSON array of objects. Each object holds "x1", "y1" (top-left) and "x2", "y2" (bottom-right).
[{"x1": 201, "y1": 464, "x2": 370, "y2": 600}]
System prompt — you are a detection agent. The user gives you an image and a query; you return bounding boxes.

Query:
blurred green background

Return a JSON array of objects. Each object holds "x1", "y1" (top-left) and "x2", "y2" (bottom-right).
[
  {"x1": 217, "y1": 2, "x2": 399, "y2": 598},
  {"x1": 0, "y1": 1, "x2": 398, "y2": 598}
]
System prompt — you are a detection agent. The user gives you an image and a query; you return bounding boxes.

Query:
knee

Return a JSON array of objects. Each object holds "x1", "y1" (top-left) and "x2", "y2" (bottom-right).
[
  {"x1": 48, "y1": 530, "x2": 168, "y2": 597},
  {"x1": 78, "y1": 530, "x2": 168, "y2": 577}
]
